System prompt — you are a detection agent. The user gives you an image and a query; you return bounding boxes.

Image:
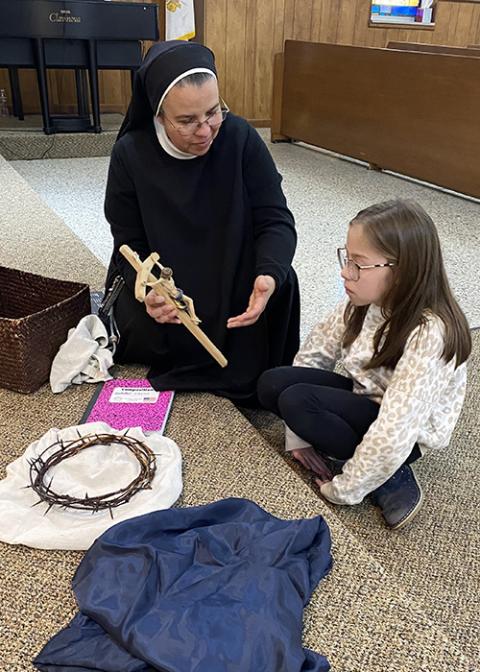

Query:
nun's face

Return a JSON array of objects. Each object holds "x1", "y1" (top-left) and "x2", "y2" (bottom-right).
[{"x1": 160, "y1": 79, "x2": 222, "y2": 155}]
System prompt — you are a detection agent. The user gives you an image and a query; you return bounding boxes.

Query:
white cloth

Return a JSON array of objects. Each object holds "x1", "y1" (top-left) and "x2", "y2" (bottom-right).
[
  {"x1": 288, "y1": 299, "x2": 467, "y2": 505},
  {"x1": 50, "y1": 314, "x2": 114, "y2": 393},
  {"x1": 0, "y1": 422, "x2": 183, "y2": 550}
]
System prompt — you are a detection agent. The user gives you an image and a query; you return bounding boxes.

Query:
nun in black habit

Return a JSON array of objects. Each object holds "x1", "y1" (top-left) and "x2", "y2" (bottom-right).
[{"x1": 105, "y1": 41, "x2": 300, "y2": 406}]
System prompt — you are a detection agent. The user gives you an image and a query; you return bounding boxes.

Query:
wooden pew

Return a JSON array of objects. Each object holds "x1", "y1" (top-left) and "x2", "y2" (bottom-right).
[
  {"x1": 387, "y1": 41, "x2": 480, "y2": 57},
  {"x1": 272, "y1": 40, "x2": 480, "y2": 199}
]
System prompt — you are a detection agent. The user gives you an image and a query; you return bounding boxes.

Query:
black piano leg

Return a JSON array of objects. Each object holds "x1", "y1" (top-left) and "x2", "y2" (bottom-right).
[
  {"x1": 33, "y1": 38, "x2": 53, "y2": 135},
  {"x1": 87, "y1": 40, "x2": 102, "y2": 133},
  {"x1": 75, "y1": 70, "x2": 90, "y2": 118},
  {"x1": 8, "y1": 68, "x2": 24, "y2": 121}
]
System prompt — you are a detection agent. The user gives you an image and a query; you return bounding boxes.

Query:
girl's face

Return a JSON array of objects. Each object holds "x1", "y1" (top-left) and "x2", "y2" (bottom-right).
[{"x1": 342, "y1": 223, "x2": 394, "y2": 307}]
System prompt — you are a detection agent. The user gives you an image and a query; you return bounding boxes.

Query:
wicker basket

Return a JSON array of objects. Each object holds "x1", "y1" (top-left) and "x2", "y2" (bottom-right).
[{"x1": 0, "y1": 266, "x2": 91, "y2": 394}]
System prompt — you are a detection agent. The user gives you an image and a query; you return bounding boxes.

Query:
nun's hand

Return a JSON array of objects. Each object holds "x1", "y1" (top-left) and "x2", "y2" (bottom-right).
[
  {"x1": 291, "y1": 447, "x2": 333, "y2": 480},
  {"x1": 227, "y1": 275, "x2": 276, "y2": 328},
  {"x1": 145, "y1": 290, "x2": 181, "y2": 325}
]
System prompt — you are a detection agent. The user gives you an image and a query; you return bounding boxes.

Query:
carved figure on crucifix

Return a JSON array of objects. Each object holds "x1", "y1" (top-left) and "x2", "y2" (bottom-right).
[{"x1": 151, "y1": 266, "x2": 201, "y2": 325}]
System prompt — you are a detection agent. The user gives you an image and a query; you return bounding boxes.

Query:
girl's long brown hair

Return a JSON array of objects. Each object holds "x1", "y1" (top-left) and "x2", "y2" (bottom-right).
[{"x1": 343, "y1": 199, "x2": 471, "y2": 369}]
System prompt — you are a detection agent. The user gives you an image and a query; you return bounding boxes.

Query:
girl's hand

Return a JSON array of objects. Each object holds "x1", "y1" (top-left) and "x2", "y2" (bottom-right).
[
  {"x1": 145, "y1": 290, "x2": 181, "y2": 324},
  {"x1": 227, "y1": 275, "x2": 276, "y2": 328},
  {"x1": 291, "y1": 447, "x2": 333, "y2": 480}
]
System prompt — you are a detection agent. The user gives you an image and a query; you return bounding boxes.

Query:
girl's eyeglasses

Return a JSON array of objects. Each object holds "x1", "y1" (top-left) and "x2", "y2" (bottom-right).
[
  {"x1": 162, "y1": 99, "x2": 229, "y2": 137},
  {"x1": 337, "y1": 247, "x2": 396, "y2": 282}
]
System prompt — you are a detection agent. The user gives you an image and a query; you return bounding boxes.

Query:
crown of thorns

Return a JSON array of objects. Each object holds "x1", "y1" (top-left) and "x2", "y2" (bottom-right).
[{"x1": 27, "y1": 432, "x2": 157, "y2": 518}]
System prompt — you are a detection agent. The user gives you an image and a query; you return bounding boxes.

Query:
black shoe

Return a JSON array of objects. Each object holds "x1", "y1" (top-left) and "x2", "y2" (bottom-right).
[{"x1": 370, "y1": 464, "x2": 423, "y2": 530}]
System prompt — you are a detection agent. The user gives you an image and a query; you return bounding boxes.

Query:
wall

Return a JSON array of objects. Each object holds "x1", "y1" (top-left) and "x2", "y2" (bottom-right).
[
  {"x1": 2, "y1": 1, "x2": 480, "y2": 121},
  {"x1": 202, "y1": 0, "x2": 480, "y2": 122}
]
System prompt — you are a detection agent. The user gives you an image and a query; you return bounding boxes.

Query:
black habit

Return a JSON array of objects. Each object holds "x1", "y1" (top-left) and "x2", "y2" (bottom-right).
[{"x1": 105, "y1": 43, "x2": 300, "y2": 405}]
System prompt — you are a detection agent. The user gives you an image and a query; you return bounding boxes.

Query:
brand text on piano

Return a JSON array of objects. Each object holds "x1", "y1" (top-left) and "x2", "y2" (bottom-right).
[{"x1": 49, "y1": 9, "x2": 81, "y2": 24}]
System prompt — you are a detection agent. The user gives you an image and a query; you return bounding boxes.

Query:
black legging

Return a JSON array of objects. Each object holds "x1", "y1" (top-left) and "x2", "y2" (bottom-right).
[{"x1": 257, "y1": 366, "x2": 420, "y2": 463}]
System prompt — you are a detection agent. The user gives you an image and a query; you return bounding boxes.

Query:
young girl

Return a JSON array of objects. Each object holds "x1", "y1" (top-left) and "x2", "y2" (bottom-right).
[{"x1": 258, "y1": 199, "x2": 471, "y2": 530}]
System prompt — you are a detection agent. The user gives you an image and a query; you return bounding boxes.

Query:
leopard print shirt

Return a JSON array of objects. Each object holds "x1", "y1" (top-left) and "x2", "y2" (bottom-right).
[{"x1": 286, "y1": 299, "x2": 467, "y2": 505}]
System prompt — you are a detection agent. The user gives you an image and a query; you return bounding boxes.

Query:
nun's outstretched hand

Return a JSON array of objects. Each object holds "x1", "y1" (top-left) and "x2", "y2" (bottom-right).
[{"x1": 227, "y1": 275, "x2": 275, "y2": 328}]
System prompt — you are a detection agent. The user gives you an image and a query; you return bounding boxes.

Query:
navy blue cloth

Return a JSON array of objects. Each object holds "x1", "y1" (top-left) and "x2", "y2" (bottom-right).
[{"x1": 34, "y1": 498, "x2": 332, "y2": 672}]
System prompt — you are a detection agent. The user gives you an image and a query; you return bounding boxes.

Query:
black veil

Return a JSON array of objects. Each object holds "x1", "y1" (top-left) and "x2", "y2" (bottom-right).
[{"x1": 117, "y1": 41, "x2": 217, "y2": 139}]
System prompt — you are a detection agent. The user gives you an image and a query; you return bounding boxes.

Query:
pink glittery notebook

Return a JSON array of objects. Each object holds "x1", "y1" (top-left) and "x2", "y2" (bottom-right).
[{"x1": 81, "y1": 379, "x2": 174, "y2": 433}]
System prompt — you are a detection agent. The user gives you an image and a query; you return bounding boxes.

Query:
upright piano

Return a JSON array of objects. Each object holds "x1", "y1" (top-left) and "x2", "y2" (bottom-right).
[{"x1": 0, "y1": 0, "x2": 159, "y2": 134}]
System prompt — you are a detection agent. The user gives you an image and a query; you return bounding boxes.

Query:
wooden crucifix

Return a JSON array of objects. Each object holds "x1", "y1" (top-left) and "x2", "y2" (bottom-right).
[{"x1": 119, "y1": 245, "x2": 228, "y2": 368}]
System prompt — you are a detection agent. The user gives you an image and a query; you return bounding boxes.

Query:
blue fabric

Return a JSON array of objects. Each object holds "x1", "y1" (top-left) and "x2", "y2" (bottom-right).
[{"x1": 34, "y1": 498, "x2": 332, "y2": 672}]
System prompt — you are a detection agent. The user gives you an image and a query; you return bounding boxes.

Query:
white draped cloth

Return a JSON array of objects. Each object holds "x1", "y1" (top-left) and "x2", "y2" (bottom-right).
[
  {"x1": 0, "y1": 422, "x2": 183, "y2": 550},
  {"x1": 50, "y1": 314, "x2": 114, "y2": 393}
]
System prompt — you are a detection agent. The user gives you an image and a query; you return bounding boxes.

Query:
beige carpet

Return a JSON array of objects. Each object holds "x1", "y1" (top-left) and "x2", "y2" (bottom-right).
[
  {"x1": 245, "y1": 330, "x2": 480, "y2": 666},
  {"x1": 0, "y1": 382, "x2": 476, "y2": 671},
  {"x1": 0, "y1": 155, "x2": 104, "y2": 288},
  {"x1": 0, "y1": 158, "x2": 478, "y2": 671}
]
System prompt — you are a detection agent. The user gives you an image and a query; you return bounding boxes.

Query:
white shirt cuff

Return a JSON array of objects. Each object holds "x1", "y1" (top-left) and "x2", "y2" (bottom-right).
[{"x1": 285, "y1": 425, "x2": 311, "y2": 452}]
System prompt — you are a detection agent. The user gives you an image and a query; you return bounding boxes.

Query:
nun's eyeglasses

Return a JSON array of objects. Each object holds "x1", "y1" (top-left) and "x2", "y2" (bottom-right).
[{"x1": 162, "y1": 100, "x2": 229, "y2": 136}]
